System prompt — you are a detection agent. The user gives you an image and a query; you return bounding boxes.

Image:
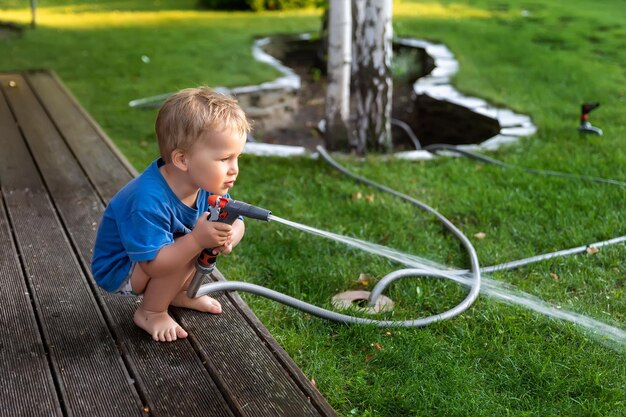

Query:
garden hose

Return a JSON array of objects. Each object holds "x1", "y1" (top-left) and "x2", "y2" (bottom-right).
[
  {"x1": 194, "y1": 140, "x2": 625, "y2": 329},
  {"x1": 195, "y1": 146, "x2": 483, "y2": 327},
  {"x1": 423, "y1": 143, "x2": 626, "y2": 188},
  {"x1": 420, "y1": 143, "x2": 626, "y2": 274}
]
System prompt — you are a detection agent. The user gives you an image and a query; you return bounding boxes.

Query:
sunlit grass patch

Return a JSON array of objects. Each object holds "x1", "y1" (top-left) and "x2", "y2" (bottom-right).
[{"x1": 0, "y1": 8, "x2": 322, "y2": 29}]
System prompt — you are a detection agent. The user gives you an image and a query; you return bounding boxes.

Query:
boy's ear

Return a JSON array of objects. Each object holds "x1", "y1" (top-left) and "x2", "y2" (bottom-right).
[{"x1": 171, "y1": 149, "x2": 189, "y2": 171}]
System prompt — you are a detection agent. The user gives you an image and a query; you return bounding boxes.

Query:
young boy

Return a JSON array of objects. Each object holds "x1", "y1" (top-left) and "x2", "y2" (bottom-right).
[{"x1": 91, "y1": 87, "x2": 249, "y2": 342}]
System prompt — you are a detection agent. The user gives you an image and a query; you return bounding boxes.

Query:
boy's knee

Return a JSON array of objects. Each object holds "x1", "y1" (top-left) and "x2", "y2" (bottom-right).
[
  {"x1": 130, "y1": 263, "x2": 150, "y2": 295},
  {"x1": 138, "y1": 257, "x2": 195, "y2": 282}
]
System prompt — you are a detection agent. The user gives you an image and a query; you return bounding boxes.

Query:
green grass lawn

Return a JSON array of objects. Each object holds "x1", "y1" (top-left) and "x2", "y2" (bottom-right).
[{"x1": 2, "y1": 0, "x2": 625, "y2": 415}]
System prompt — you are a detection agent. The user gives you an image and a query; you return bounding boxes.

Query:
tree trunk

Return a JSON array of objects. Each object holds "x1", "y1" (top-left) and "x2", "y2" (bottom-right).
[
  {"x1": 31, "y1": 0, "x2": 37, "y2": 28},
  {"x1": 352, "y1": 0, "x2": 393, "y2": 154},
  {"x1": 324, "y1": 0, "x2": 352, "y2": 151}
]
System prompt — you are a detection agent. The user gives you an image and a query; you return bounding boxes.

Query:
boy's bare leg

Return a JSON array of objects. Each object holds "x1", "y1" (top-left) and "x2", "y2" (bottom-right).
[
  {"x1": 170, "y1": 271, "x2": 222, "y2": 313},
  {"x1": 131, "y1": 261, "x2": 193, "y2": 342},
  {"x1": 130, "y1": 261, "x2": 222, "y2": 341}
]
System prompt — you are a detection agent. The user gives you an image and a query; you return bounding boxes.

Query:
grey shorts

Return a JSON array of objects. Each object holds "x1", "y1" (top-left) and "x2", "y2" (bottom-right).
[{"x1": 114, "y1": 263, "x2": 142, "y2": 297}]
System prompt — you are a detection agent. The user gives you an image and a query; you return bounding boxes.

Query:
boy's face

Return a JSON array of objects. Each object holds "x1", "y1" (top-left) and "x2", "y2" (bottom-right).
[{"x1": 185, "y1": 128, "x2": 247, "y2": 196}]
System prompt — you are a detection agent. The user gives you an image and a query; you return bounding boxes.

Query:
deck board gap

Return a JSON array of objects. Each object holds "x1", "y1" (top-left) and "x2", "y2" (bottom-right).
[{"x1": 0, "y1": 183, "x2": 70, "y2": 417}]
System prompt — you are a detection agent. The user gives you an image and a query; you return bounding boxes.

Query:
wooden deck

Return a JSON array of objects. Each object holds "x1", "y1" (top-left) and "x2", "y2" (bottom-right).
[{"x1": 0, "y1": 70, "x2": 337, "y2": 417}]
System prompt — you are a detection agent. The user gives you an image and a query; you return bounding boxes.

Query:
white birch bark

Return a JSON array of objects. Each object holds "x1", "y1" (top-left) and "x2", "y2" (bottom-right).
[
  {"x1": 353, "y1": 0, "x2": 393, "y2": 153},
  {"x1": 324, "y1": 0, "x2": 352, "y2": 150}
]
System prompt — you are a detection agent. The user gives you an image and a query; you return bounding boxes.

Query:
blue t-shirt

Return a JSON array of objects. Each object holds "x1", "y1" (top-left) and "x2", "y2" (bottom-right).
[{"x1": 91, "y1": 158, "x2": 234, "y2": 292}]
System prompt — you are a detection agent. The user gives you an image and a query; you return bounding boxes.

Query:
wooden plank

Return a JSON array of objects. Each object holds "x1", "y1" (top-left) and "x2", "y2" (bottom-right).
[
  {"x1": 0, "y1": 92, "x2": 62, "y2": 417},
  {"x1": 211, "y1": 270, "x2": 338, "y2": 417},
  {"x1": 176, "y1": 280, "x2": 329, "y2": 417},
  {"x1": 31, "y1": 71, "x2": 336, "y2": 417},
  {"x1": 1, "y1": 74, "x2": 235, "y2": 417},
  {"x1": 0, "y1": 75, "x2": 145, "y2": 417}
]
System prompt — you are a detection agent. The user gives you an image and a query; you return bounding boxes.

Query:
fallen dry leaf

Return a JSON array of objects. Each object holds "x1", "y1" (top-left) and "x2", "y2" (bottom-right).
[
  {"x1": 586, "y1": 246, "x2": 599, "y2": 255},
  {"x1": 365, "y1": 194, "x2": 375, "y2": 203},
  {"x1": 474, "y1": 232, "x2": 486, "y2": 240},
  {"x1": 306, "y1": 97, "x2": 325, "y2": 106},
  {"x1": 357, "y1": 273, "x2": 373, "y2": 286},
  {"x1": 352, "y1": 191, "x2": 362, "y2": 200},
  {"x1": 550, "y1": 272, "x2": 560, "y2": 281}
]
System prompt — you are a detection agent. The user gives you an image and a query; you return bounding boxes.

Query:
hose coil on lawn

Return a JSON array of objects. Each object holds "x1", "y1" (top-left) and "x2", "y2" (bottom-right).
[{"x1": 196, "y1": 146, "x2": 482, "y2": 327}]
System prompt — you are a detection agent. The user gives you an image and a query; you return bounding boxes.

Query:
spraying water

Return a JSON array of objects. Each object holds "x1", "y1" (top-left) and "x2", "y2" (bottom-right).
[{"x1": 268, "y1": 214, "x2": 626, "y2": 350}]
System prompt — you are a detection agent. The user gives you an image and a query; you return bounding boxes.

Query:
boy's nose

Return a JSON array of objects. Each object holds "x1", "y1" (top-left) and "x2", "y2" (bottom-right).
[{"x1": 228, "y1": 160, "x2": 238, "y2": 175}]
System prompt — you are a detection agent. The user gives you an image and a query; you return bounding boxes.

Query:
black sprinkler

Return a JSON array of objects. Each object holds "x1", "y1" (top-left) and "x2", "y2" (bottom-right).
[{"x1": 578, "y1": 102, "x2": 602, "y2": 135}]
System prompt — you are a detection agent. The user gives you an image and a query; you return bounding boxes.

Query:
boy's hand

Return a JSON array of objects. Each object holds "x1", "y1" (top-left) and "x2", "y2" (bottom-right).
[
  {"x1": 211, "y1": 219, "x2": 244, "y2": 256},
  {"x1": 213, "y1": 242, "x2": 233, "y2": 255},
  {"x1": 191, "y1": 212, "x2": 233, "y2": 249},
  {"x1": 212, "y1": 241, "x2": 233, "y2": 256}
]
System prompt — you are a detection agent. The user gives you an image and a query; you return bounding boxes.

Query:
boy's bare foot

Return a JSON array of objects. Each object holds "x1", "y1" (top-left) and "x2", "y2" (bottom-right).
[
  {"x1": 133, "y1": 307, "x2": 188, "y2": 342},
  {"x1": 171, "y1": 291, "x2": 222, "y2": 314}
]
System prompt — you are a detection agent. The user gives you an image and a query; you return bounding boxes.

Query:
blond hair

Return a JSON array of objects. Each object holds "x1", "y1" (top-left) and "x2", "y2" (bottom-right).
[{"x1": 155, "y1": 87, "x2": 250, "y2": 162}]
